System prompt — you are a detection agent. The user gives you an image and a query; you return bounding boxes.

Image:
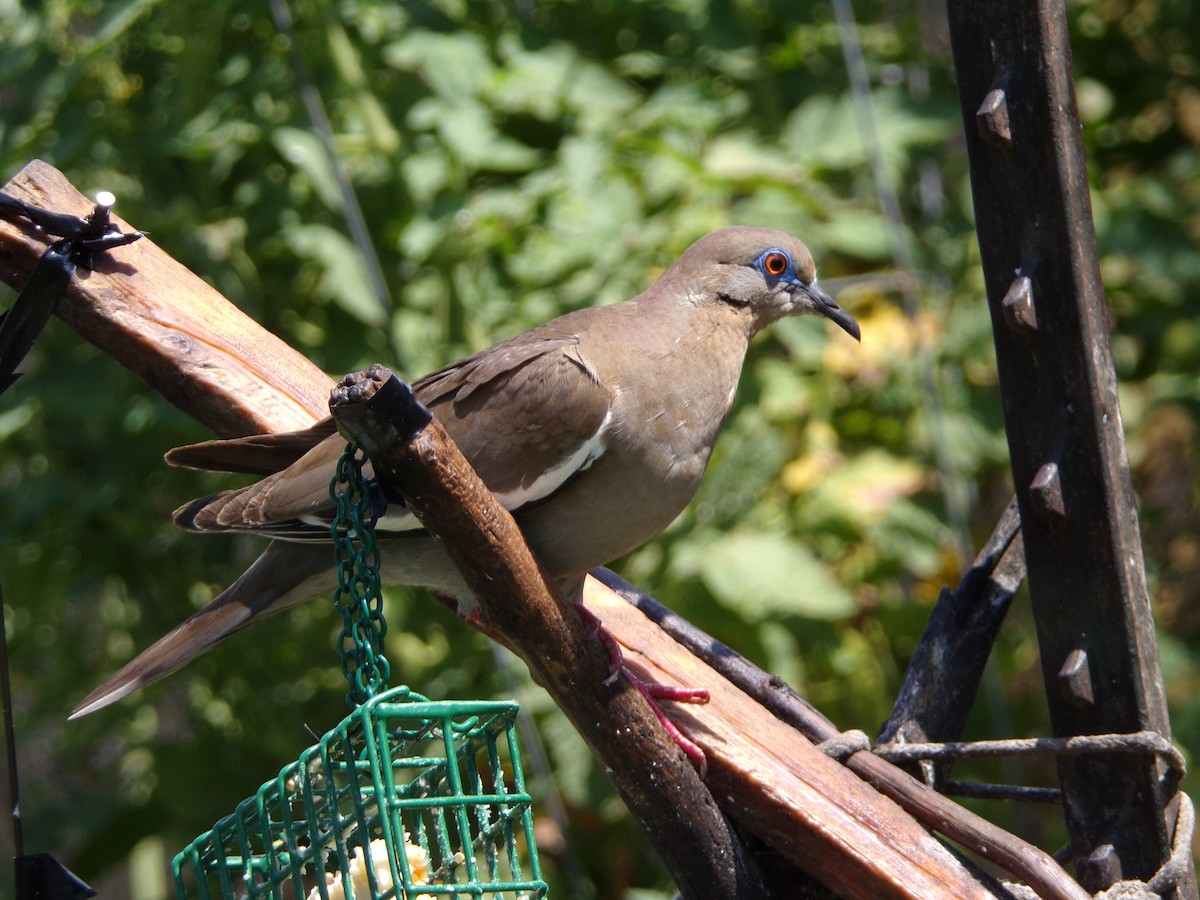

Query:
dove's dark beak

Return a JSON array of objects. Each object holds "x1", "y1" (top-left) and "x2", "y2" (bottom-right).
[{"x1": 806, "y1": 283, "x2": 860, "y2": 341}]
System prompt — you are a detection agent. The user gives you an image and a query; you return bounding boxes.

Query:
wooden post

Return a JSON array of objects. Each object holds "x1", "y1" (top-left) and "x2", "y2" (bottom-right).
[{"x1": 945, "y1": 1, "x2": 1194, "y2": 895}]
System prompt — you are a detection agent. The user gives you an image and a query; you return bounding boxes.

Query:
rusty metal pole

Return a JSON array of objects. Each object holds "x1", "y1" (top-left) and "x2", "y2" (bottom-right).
[{"x1": 945, "y1": 0, "x2": 1195, "y2": 896}]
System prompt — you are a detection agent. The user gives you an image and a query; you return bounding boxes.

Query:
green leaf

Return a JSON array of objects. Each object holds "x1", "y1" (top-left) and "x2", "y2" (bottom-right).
[
  {"x1": 873, "y1": 499, "x2": 951, "y2": 579},
  {"x1": 821, "y1": 210, "x2": 893, "y2": 261},
  {"x1": 494, "y1": 36, "x2": 640, "y2": 129},
  {"x1": 383, "y1": 30, "x2": 493, "y2": 101},
  {"x1": 800, "y1": 449, "x2": 930, "y2": 529},
  {"x1": 782, "y1": 89, "x2": 951, "y2": 172},
  {"x1": 704, "y1": 133, "x2": 805, "y2": 183},
  {"x1": 696, "y1": 530, "x2": 857, "y2": 621},
  {"x1": 271, "y1": 126, "x2": 342, "y2": 211},
  {"x1": 437, "y1": 102, "x2": 541, "y2": 172},
  {"x1": 284, "y1": 223, "x2": 386, "y2": 326}
]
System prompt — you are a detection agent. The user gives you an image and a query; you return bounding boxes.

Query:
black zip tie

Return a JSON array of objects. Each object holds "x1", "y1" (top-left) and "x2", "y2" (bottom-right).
[{"x1": 0, "y1": 189, "x2": 143, "y2": 394}]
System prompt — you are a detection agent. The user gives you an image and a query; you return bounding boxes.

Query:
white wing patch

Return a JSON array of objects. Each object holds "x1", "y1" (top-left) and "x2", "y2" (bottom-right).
[
  {"x1": 300, "y1": 410, "x2": 611, "y2": 534},
  {"x1": 496, "y1": 408, "x2": 610, "y2": 512}
]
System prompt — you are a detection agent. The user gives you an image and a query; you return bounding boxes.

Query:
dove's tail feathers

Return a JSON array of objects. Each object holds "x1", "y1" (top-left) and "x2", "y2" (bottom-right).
[
  {"x1": 165, "y1": 418, "x2": 339, "y2": 475},
  {"x1": 170, "y1": 432, "x2": 352, "y2": 541},
  {"x1": 71, "y1": 540, "x2": 336, "y2": 718}
]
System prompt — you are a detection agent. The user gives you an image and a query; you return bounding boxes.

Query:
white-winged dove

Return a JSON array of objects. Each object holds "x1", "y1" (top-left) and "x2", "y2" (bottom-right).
[{"x1": 73, "y1": 226, "x2": 858, "y2": 717}]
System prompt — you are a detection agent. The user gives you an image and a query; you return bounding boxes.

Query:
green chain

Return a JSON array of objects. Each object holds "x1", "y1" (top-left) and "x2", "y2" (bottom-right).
[{"x1": 329, "y1": 442, "x2": 390, "y2": 707}]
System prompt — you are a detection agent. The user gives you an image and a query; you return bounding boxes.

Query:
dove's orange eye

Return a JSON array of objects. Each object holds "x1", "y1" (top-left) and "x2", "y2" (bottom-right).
[{"x1": 761, "y1": 250, "x2": 789, "y2": 278}]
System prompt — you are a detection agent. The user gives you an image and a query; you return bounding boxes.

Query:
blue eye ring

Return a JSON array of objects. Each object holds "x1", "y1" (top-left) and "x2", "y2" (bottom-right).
[{"x1": 757, "y1": 248, "x2": 792, "y2": 280}]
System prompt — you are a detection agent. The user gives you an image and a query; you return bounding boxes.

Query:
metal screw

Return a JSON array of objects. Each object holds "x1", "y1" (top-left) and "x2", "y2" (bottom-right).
[
  {"x1": 1029, "y1": 462, "x2": 1065, "y2": 519},
  {"x1": 976, "y1": 88, "x2": 1012, "y2": 147},
  {"x1": 1058, "y1": 648, "x2": 1094, "y2": 707},
  {"x1": 1001, "y1": 275, "x2": 1038, "y2": 333}
]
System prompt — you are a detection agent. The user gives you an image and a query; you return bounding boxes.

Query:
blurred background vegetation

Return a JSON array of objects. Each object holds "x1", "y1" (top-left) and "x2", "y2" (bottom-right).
[{"x1": 0, "y1": 0, "x2": 1197, "y2": 896}]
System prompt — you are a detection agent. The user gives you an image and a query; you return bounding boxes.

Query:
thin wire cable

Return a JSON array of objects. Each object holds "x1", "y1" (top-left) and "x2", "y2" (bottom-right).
[
  {"x1": 827, "y1": 3, "x2": 1035, "y2": 831},
  {"x1": 268, "y1": 0, "x2": 401, "y2": 365},
  {"x1": 829, "y1": 0, "x2": 975, "y2": 567}
]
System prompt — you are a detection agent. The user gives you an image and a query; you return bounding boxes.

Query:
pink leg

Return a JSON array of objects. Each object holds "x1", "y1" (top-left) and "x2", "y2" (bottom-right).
[{"x1": 579, "y1": 606, "x2": 710, "y2": 776}]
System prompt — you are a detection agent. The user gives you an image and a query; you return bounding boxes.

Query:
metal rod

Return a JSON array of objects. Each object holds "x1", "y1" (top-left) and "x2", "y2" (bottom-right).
[{"x1": 1, "y1": 576, "x2": 24, "y2": 889}]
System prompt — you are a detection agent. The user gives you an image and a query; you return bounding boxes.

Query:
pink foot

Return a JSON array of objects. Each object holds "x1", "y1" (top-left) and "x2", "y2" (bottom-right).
[{"x1": 579, "y1": 606, "x2": 710, "y2": 776}]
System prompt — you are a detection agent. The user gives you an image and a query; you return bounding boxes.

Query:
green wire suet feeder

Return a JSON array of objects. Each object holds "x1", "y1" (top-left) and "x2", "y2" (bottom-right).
[
  {"x1": 173, "y1": 446, "x2": 547, "y2": 899},
  {"x1": 173, "y1": 687, "x2": 546, "y2": 899}
]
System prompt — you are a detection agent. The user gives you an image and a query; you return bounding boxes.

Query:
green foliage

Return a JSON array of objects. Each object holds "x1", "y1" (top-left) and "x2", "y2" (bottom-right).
[{"x1": 0, "y1": 0, "x2": 1197, "y2": 896}]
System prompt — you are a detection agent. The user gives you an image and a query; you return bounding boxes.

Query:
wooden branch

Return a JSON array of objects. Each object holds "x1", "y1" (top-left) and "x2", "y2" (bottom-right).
[
  {"x1": 0, "y1": 159, "x2": 329, "y2": 436},
  {"x1": 594, "y1": 569, "x2": 1092, "y2": 900},
  {"x1": 1, "y1": 160, "x2": 1083, "y2": 899},
  {"x1": 583, "y1": 583, "x2": 1000, "y2": 900}
]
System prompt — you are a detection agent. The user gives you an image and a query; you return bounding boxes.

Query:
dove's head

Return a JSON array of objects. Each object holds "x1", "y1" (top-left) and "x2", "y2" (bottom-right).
[{"x1": 665, "y1": 226, "x2": 860, "y2": 340}]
